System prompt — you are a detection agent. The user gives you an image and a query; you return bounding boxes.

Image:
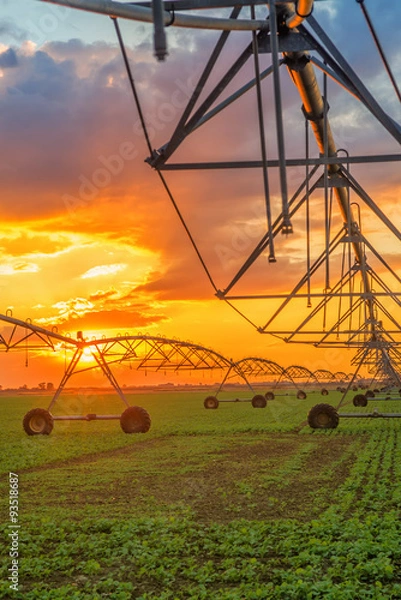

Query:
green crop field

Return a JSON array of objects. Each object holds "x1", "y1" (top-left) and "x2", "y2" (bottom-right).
[{"x1": 2, "y1": 390, "x2": 401, "y2": 599}]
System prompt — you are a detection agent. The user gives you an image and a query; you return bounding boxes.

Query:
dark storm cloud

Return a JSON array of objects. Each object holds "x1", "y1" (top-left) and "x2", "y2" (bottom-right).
[{"x1": 0, "y1": 47, "x2": 17, "y2": 68}]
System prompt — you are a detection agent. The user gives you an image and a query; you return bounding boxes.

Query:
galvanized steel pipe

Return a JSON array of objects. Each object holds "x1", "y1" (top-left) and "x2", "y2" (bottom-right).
[
  {"x1": 286, "y1": 0, "x2": 314, "y2": 29},
  {"x1": 38, "y1": 0, "x2": 270, "y2": 30},
  {"x1": 284, "y1": 54, "x2": 362, "y2": 248},
  {"x1": 282, "y1": 49, "x2": 377, "y2": 336}
]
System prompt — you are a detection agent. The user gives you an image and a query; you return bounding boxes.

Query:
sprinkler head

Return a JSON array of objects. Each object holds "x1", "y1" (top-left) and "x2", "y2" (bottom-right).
[{"x1": 281, "y1": 219, "x2": 293, "y2": 235}]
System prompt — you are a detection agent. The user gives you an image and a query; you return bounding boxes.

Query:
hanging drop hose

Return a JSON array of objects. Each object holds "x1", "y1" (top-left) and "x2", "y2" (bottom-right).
[
  {"x1": 305, "y1": 117, "x2": 312, "y2": 308},
  {"x1": 281, "y1": 44, "x2": 377, "y2": 341},
  {"x1": 251, "y1": 4, "x2": 276, "y2": 262},
  {"x1": 268, "y1": 0, "x2": 292, "y2": 234},
  {"x1": 337, "y1": 241, "x2": 346, "y2": 339},
  {"x1": 322, "y1": 68, "x2": 330, "y2": 294},
  {"x1": 152, "y1": 0, "x2": 168, "y2": 61},
  {"x1": 279, "y1": 1, "x2": 385, "y2": 349}
]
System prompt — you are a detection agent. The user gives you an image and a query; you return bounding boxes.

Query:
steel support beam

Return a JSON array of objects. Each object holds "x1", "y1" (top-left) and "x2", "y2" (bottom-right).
[
  {"x1": 305, "y1": 16, "x2": 401, "y2": 143},
  {"x1": 282, "y1": 16, "x2": 377, "y2": 340},
  {"x1": 38, "y1": 0, "x2": 270, "y2": 31},
  {"x1": 47, "y1": 347, "x2": 83, "y2": 411},
  {"x1": 160, "y1": 154, "x2": 401, "y2": 170},
  {"x1": 155, "y1": 5, "x2": 242, "y2": 164},
  {"x1": 133, "y1": 0, "x2": 310, "y2": 10},
  {"x1": 153, "y1": 26, "x2": 259, "y2": 165}
]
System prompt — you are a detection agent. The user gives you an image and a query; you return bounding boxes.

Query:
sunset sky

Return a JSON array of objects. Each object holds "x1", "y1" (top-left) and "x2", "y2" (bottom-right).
[{"x1": 0, "y1": 0, "x2": 400, "y2": 389}]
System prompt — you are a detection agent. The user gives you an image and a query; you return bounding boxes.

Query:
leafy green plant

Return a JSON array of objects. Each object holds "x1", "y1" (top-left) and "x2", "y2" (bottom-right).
[{"x1": 2, "y1": 392, "x2": 401, "y2": 598}]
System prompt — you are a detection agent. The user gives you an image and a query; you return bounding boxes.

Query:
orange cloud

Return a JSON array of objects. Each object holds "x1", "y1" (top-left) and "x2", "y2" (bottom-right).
[{"x1": 0, "y1": 28, "x2": 399, "y2": 389}]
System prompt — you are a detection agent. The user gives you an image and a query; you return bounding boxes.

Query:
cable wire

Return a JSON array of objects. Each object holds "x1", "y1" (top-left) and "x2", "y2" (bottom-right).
[
  {"x1": 113, "y1": 17, "x2": 219, "y2": 293},
  {"x1": 356, "y1": 0, "x2": 401, "y2": 103},
  {"x1": 112, "y1": 18, "x2": 153, "y2": 156}
]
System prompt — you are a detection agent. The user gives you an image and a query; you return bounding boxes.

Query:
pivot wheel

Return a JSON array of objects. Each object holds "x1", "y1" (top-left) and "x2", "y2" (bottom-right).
[
  {"x1": 23, "y1": 408, "x2": 54, "y2": 436},
  {"x1": 204, "y1": 396, "x2": 219, "y2": 409},
  {"x1": 297, "y1": 390, "x2": 307, "y2": 400},
  {"x1": 120, "y1": 406, "x2": 151, "y2": 433},
  {"x1": 308, "y1": 403, "x2": 339, "y2": 429},
  {"x1": 353, "y1": 394, "x2": 368, "y2": 407},
  {"x1": 365, "y1": 390, "x2": 375, "y2": 398},
  {"x1": 321, "y1": 388, "x2": 329, "y2": 396},
  {"x1": 265, "y1": 391, "x2": 275, "y2": 400},
  {"x1": 251, "y1": 394, "x2": 267, "y2": 408}
]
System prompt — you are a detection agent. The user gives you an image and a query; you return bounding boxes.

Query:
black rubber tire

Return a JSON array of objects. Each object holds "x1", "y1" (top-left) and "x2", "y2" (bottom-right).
[
  {"x1": 365, "y1": 390, "x2": 375, "y2": 399},
  {"x1": 204, "y1": 396, "x2": 219, "y2": 409},
  {"x1": 120, "y1": 406, "x2": 151, "y2": 433},
  {"x1": 308, "y1": 403, "x2": 339, "y2": 429},
  {"x1": 353, "y1": 394, "x2": 368, "y2": 407},
  {"x1": 251, "y1": 394, "x2": 267, "y2": 408},
  {"x1": 321, "y1": 388, "x2": 329, "y2": 396},
  {"x1": 23, "y1": 408, "x2": 54, "y2": 436},
  {"x1": 265, "y1": 391, "x2": 275, "y2": 401},
  {"x1": 352, "y1": 385, "x2": 358, "y2": 392},
  {"x1": 297, "y1": 390, "x2": 307, "y2": 400}
]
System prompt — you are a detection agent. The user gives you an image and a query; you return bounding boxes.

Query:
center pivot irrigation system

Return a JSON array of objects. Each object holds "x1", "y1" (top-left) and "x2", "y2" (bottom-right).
[
  {"x1": 0, "y1": 311, "x2": 343, "y2": 435},
  {"x1": 18, "y1": 0, "x2": 401, "y2": 428},
  {"x1": 0, "y1": 310, "x2": 392, "y2": 435},
  {"x1": 1, "y1": 311, "x2": 232, "y2": 435}
]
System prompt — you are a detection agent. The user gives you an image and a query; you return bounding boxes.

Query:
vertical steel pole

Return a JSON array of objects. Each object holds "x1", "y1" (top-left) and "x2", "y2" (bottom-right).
[
  {"x1": 152, "y1": 0, "x2": 168, "y2": 61},
  {"x1": 251, "y1": 4, "x2": 276, "y2": 262},
  {"x1": 91, "y1": 348, "x2": 130, "y2": 407},
  {"x1": 323, "y1": 69, "x2": 330, "y2": 294},
  {"x1": 268, "y1": 0, "x2": 292, "y2": 234},
  {"x1": 47, "y1": 347, "x2": 83, "y2": 411},
  {"x1": 305, "y1": 117, "x2": 312, "y2": 307}
]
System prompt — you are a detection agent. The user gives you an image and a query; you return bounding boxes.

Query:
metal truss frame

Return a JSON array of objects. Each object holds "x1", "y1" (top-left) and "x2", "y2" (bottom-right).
[
  {"x1": 0, "y1": 312, "x2": 231, "y2": 400},
  {"x1": 283, "y1": 364, "x2": 319, "y2": 387},
  {"x1": 3, "y1": 309, "x2": 401, "y2": 431},
  {"x1": 144, "y1": 14, "x2": 401, "y2": 351},
  {"x1": 225, "y1": 356, "x2": 290, "y2": 396},
  {"x1": 26, "y1": 0, "x2": 401, "y2": 425},
  {"x1": 135, "y1": 1, "x2": 401, "y2": 387},
  {"x1": 1, "y1": 311, "x2": 362, "y2": 405}
]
